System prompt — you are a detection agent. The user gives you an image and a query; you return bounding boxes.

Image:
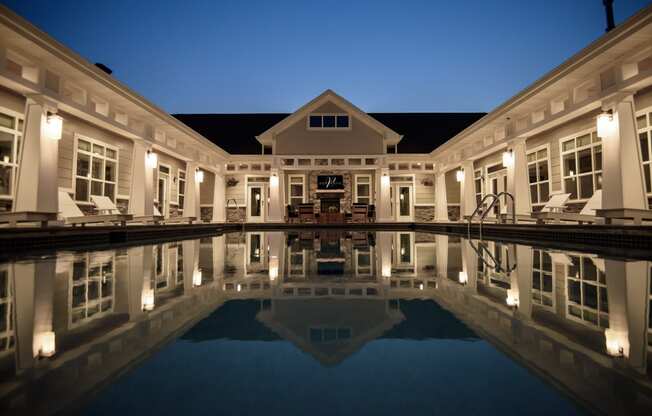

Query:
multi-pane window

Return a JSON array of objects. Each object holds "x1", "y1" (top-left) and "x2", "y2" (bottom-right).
[
  {"x1": 532, "y1": 250, "x2": 554, "y2": 309},
  {"x1": 178, "y1": 170, "x2": 186, "y2": 210},
  {"x1": 0, "y1": 109, "x2": 23, "y2": 200},
  {"x1": 527, "y1": 147, "x2": 550, "y2": 205},
  {"x1": 566, "y1": 255, "x2": 608, "y2": 329},
  {"x1": 561, "y1": 131, "x2": 602, "y2": 200},
  {"x1": 474, "y1": 169, "x2": 483, "y2": 206},
  {"x1": 0, "y1": 266, "x2": 14, "y2": 356},
  {"x1": 70, "y1": 254, "x2": 114, "y2": 327},
  {"x1": 288, "y1": 175, "x2": 304, "y2": 206},
  {"x1": 355, "y1": 175, "x2": 371, "y2": 204},
  {"x1": 75, "y1": 136, "x2": 118, "y2": 202},
  {"x1": 636, "y1": 109, "x2": 652, "y2": 195},
  {"x1": 308, "y1": 114, "x2": 350, "y2": 129}
]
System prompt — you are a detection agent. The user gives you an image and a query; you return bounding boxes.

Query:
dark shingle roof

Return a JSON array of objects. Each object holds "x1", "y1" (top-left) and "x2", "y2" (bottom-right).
[{"x1": 173, "y1": 112, "x2": 485, "y2": 155}]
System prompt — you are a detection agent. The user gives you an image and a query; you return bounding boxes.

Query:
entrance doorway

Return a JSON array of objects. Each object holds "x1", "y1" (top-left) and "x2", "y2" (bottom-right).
[
  {"x1": 247, "y1": 184, "x2": 267, "y2": 222},
  {"x1": 157, "y1": 165, "x2": 171, "y2": 217},
  {"x1": 391, "y1": 182, "x2": 413, "y2": 222},
  {"x1": 487, "y1": 165, "x2": 507, "y2": 216}
]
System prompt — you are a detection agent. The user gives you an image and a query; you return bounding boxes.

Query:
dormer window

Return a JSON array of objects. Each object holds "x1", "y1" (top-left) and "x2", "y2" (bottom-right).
[{"x1": 308, "y1": 114, "x2": 350, "y2": 129}]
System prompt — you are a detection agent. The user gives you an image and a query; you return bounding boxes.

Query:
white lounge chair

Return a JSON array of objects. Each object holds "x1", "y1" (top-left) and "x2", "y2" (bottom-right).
[
  {"x1": 531, "y1": 191, "x2": 601, "y2": 224},
  {"x1": 154, "y1": 206, "x2": 196, "y2": 224},
  {"x1": 60, "y1": 191, "x2": 131, "y2": 226},
  {"x1": 91, "y1": 195, "x2": 163, "y2": 224}
]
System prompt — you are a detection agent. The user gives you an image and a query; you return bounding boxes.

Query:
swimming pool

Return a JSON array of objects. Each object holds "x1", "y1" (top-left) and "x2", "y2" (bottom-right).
[{"x1": 0, "y1": 230, "x2": 649, "y2": 415}]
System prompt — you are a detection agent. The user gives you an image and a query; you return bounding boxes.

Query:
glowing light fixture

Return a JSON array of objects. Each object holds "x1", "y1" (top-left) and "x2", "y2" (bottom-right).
[
  {"x1": 270, "y1": 173, "x2": 279, "y2": 187},
  {"x1": 604, "y1": 329, "x2": 627, "y2": 357},
  {"x1": 506, "y1": 292, "x2": 519, "y2": 308},
  {"x1": 195, "y1": 168, "x2": 204, "y2": 183},
  {"x1": 382, "y1": 265, "x2": 391, "y2": 278},
  {"x1": 192, "y1": 269, "x2": 202, "y2": 287},
  {"x1": 146, "y1": 150, "x2": 158, "y2": 168},
  {"x1": 236, "y1": 284, "x2": 242, "y2": 292},
  {"x1": 45, "y1": 113, "x2": 63, "y2": 140},
  {"x1": 456, "y1": 169, "x2": 464, "y2": 183},
  {"x1": 269, "y1": 256, "x2": 279, "y2": 280},
  {"x1": 142, "y1": 290, "x2": 155, "y2": 311},
  {"x1": 458, "y1": 271, "x2": 468, "y2": 284},
  {"x1": 502, "y1": 150, "x2": 514, "y2": 168},
  {"x1": 381, "y1": 173, "x2": 390, "y2": 186},
  {"x1": 596, "y1": 111, "x2": 614, "y2": 138},
  {"x1": 38, "y1": 331, "x2": 56, "y2": 357},
  {"x1": 419, "y1": 283, "x2": 424, "y2": 290}
]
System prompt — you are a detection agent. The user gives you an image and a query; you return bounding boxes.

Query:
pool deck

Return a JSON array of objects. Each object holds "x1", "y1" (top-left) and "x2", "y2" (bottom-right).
[{"x1": 1, "y1": 221, "x2": 651, "y2": 260}]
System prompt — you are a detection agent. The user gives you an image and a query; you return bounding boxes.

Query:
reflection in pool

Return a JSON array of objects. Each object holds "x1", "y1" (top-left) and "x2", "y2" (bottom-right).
[{"x1": 0, "y1": 231, "x2": 650, "y2": 415}]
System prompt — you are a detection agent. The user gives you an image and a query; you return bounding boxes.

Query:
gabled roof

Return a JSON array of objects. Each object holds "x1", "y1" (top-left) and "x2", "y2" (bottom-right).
[
  {"x1": 174, "y1": 111, "x2": 485, "y2": 155},
  {"x1": 255, "y1": 89, "x2": 403, "y2": 146}
]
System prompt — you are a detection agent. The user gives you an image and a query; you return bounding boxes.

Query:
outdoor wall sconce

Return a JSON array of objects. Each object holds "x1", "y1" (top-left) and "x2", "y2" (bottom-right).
[
  {"x1": 456, "y1": 169, "x2": 464, "y2": 183},
  {"x1": 604, "y1": 329, "x2": 627, "y2": 357},
  {"x1": 195, "y1": 168, "x2": 204, "y2": 183},
  {"x1": 596, "y1": 110, "x2": 614, "y2": 138},
  {"x1": 146, "y1": 149, "x2": 158, "y2": 168},
  {"x1": 502, "y1": 149, "x2": 514, "y2": 168},
  {"x1": 270, "y1": 173, "x2": 279, "y2": 187},
  {"x1": 381, "y1": 172, "x2": 390, "y2": 186},
  {"x1": 458, "y1": 271, "x2": 468, "y2": 285},
  {"x1": 38, "y1": 331, "x2": 56, "y2": 358},
  {"x1": 192, "y1": 269, "x2": 203, "y2": 287},
  {"x1": 142, "y1": 290, "x2": 155, "y2": 311},
  {"x1": 45, "y1": 112, "x2": 63, "y2": 140}
]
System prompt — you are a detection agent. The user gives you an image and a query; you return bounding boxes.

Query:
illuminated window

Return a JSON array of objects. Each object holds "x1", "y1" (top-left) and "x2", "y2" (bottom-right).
[
  {"x1": 0, "y1": 108, "x2": 23, "y2": 199},
  {"x1": 354, "y1": 175, "x2": 371, "y2": 204},
  {"x1": 74, "y1": 136, "x2": 118, "y2": 202},
  {"x1": 636, "y1": 108, "x2": 652, "y2": 195},
  {"x1": 566, "y1": 255, "x2": 608, "y2": 328},
  {"x1": 177, "y1": 170, "x2": 186, "y2": 210},
  {"x1": 527, "y1": 147, "x2": 551, "y2": 205},
  {"x1": 288, "y1": 175, "x2": 305, "y2": 206},
  {"x1": 560, "y1": 131, "x2": 602, "y2": 201}
]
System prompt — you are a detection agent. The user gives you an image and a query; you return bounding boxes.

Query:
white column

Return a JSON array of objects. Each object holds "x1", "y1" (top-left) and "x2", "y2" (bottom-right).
[
  {"x1": 435, "y1": 234, "x2": 449, "y2": 279},
  {"x1": 506, "y1": 137, "x2": 531, "y2": 217},
  {"x1": 377, "y1": 231, "x2": 393, "y2": 279},
  {"x1": 139, "y1": 245, "x2": 155, "y2": 312},
  {"x1": 212, "y1": 235, "x2": 225, "y2": 281},
  {"x1": 511, "y1": 244, "x2": 533, "y2": 318},
  {"x1": 460, "y1": 238, "x2": 478, "y2": 290},
  {"x1": 434, "y1": 170, "x2": 449, "y2": 222},
  {"x1": 460, "y1": 160, "x2": 476, "y2": 220},
  {"x1": 267, "y1": 168, "x2": 284, "y2": 223},
  {"x1": 182, "y1": 239, "x2": 201, "y2": 292},
  {"x1": 604, "y1": 259, "x2": 649, "y2": 373},
  {"x1": 184, "y1": 162, "x2": 201, "y2": 219},
  {"x1": 128, "y1": 141, "x2": 155, "y2": 217},
  {"x1": 13, "y1": 96, "x2": 60, "y2": 214},
  {"x1": 600, "y1": 95, "x2": 647, "y2": 211},
  {"x1": 376, "y1": 168, "x2": 392, "y2": 222},
  {"x1": 212, "y1": 172, "x2": 226, "y2": 223},
  {"x1": 267, "y1": 232, "x2": 284, "y2": 282}
]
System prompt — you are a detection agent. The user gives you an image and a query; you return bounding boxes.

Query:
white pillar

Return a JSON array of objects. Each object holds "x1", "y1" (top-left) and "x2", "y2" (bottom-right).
[
  {"x1": 506, "y1": 137, "x2": 531, "y2": 217},
  {"x1": 212, "y1": 172, "x2": 226, "y2": 223},
  {"x1": 267, "y1": 232, "x2": 284, "y2": 282},
  {"x1": 128, "y1": 141, "x2": 155, "y2": 217},
  {"x1": 512, "y1": 244, "x2": 533, "y2": 318},
  {"x1": 212, "y1": 235, "x2": 225, "y2": 281},
  {"x1": 604, "y1": 259, "x2": 649, "y2": 373},
  {"x1": 182, "y1": 239, "x2": 200, "y2": 292},
  {"x1": 435, "y1": 234, "x2": 449, "y2": 279},
  {"x1": 376, "y1": 168, "x2": 392, "y2": 222},
  {"x1": 434, "y1": 171, "x2": 449, "y2": 222},
  {"x1": 267, "y1": 168, "x2": 284, "y2": 223},
  {"x1": 600, "y1": 96, "x2": 647, "y2": 211},
  {"x1": 377, "y1": 231, "x2": 393, "y2": 279},
  {"x1": 460, "y1": 238, "x2": 478, "y2": 290},
  {"x1": 184, "y1": 162, "x2": 201, "y2": 219},
  {"x1": 460, "y1": 160, "x2": 476, "y2": 220},
  {"x1": 139, "y1": 245, "x2": 155, "y2": 312},
  {"x1": 13, "y1": 96, "x2": 60, "y2": 214}
]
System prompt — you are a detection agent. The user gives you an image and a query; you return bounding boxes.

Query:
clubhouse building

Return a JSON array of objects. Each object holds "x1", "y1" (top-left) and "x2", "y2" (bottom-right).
[{"x1": 1, "y1": 4, "x2": 652, "y2": 226}]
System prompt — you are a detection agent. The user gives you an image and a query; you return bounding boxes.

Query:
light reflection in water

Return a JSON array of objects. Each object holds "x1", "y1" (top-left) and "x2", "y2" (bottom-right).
[{"x1": 0, "y1": 231, "x2": 649, "y2": 415}]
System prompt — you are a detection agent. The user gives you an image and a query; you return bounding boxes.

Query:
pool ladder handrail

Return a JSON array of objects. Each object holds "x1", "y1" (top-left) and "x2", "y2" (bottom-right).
[
  {"x1": 467, "y1": 192, "x2": 516, "y2": 240},
  {"x1": 467, "y1": 238, "x2": 517, "y2": 274}
]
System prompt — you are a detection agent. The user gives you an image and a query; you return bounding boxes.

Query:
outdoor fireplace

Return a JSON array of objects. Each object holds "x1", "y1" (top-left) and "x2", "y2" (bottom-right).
[{"x1": 320, "y1": 197, "x2": 340, "y2": 213}]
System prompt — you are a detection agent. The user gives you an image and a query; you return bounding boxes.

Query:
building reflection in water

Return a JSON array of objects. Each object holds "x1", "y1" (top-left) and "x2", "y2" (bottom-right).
[{"x1": 0, "y1": 231, "x2": 650, "y2": 414}]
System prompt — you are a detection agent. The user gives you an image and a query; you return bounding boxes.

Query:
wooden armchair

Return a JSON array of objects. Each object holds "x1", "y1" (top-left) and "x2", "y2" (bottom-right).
[
  {"x1": 351, "y1": 203, "x2": 369, "y2": 223},
  {"x1": 297, "y1": 204, "x2": 316, "y2": 224}
]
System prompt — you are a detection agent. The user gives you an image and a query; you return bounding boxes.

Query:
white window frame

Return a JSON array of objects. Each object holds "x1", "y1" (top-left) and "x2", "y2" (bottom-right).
[
  {"x1": 526, "y1": 144, "x2": 552, "y2": 206},
  {"x1": 636, "y1": 106, "x2": 652, "y2": 196},
  {"x1": 73, "y1": 134, "x2": 119, "y2": 203},
  {"x1": 558, "y1": 128, "x2": 602, "y2": 202},
  {"x1": 565, "y1": 254, "x2": 608, "y2": 329},
  {"x1": 287, "y1": 174, "x2": 305, "y2": 206},
  {"x1": 0, "y1": 264, "x2": 14, "y2": 357},
  {"x1": 68, "y1": 252, "x2": 115, "y2": 328},
  {"x1": 354, "y1": 174, "x2": 372, "y2": 204},
  {"x1": 177, "y1": 169, "x2": 186, "y2": 211},
  {"x1": 473, "y1": 169, "x2": 483, "y2": 206},
  {"x1": 307, "y1": 113, "x2": 351, "y2": 130},
  {"x1": 0, "y1": 106, "x2": 23, "y2": 201},
  {"x1": 531, "y1": 249, "x2": 554, "y2": 310}
]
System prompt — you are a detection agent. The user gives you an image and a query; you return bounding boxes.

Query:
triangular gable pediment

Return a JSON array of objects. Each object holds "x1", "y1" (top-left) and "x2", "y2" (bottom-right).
[{"x1": 256, "y1": 89, "x2": 402, "y2": 146}]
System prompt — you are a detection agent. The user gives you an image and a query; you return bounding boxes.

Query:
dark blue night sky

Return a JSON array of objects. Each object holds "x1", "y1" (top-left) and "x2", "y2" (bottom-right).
[{"x1": 2, "y1": 0, "x2": 650, "y2": 113}]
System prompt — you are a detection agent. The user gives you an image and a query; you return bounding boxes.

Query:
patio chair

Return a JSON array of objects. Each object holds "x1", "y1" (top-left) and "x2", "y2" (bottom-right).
[
  {"x1": 91, "y1": 195, "x2": 163, "y2": 224},
  {"x1": 59, "y1": 191, "x2": 132, "y2": 226},
  {"x1": 531, "y1": 192, "x2": 601, "y2": 224},
  {"x1": 351, "y1": 203, "x2": 368, "y2": 223}
]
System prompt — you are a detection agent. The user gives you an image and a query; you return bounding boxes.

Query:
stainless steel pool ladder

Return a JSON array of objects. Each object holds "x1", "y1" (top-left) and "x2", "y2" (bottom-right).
[
  {"x1": 467, "y1": 192, "x2": 516, "y2": 240},
  {"x1": 467, "y1": 238, "x2": 517, "y2": 274},
  {"x1": 226, "y1": 198, "x2": 245, "y2": 233}
]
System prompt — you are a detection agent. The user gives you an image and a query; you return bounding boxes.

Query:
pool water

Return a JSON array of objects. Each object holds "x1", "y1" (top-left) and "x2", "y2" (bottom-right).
[{"x1": 0, "y1": 231, "x2": 649, "y2": 415}]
